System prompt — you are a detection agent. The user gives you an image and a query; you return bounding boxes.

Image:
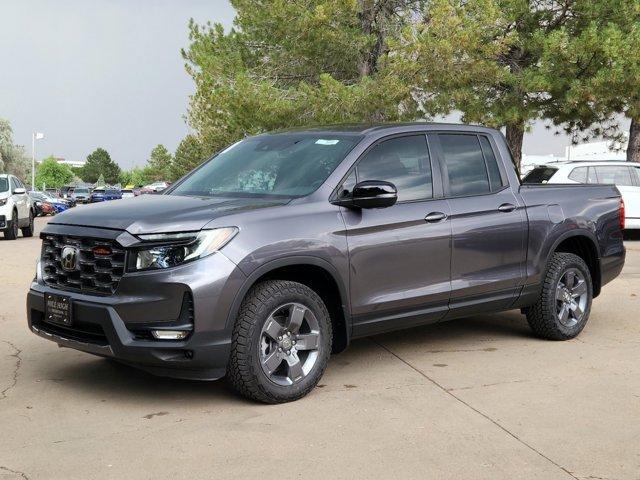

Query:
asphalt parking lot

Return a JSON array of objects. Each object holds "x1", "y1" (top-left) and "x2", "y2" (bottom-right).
[{"x1": 1, "y1": 216, "x2": 639, "y2": 480}]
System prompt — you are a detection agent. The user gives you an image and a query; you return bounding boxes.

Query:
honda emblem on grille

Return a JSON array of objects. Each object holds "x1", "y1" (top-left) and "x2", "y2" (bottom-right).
[{"x1": 61, "y1": 246, "x2": 79, "y2": 271}]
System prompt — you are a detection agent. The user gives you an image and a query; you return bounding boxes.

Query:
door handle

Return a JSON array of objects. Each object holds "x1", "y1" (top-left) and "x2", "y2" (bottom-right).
[
  {"x1": 425, "y1": 212, "x2": 447, "y2": 223},
  {"x1": 498, "y1": 203, "x2": 516, "y2": 213}
]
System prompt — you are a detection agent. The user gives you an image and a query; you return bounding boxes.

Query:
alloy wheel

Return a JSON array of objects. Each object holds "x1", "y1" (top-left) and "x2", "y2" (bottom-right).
[
  {"x1": 555, "y1": 268, "x2": 588, "y2": 327},
  {"x1": 259, "y1": 302, "x2": 321, "y2": 386}
]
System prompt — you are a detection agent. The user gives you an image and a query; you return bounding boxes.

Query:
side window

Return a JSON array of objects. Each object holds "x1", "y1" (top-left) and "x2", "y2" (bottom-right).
[
  {"x1": 594, "y1": 166, "x2": 633, "y2": 186},
  {"x1": 356, "y1": 135, "x2": 432, "y2": 202},
  {"x1": 478, "y1": 136, "x2": 504, "y2": 190},
  {"x1": 10, "y1": 177, "x2": 18, "y2": 192},
  {"x1": 587, "y1": 167, "x2": 598, "y2": 184},
  {"x1": 439, "y1": 134, "x2": 490, "y2": 196},
  {"x1": 632, "y1": 166, "x2": 640, "y2": 185},
  {"x1": 568, "y1": 167, "x2": 587, "y2": 183}
]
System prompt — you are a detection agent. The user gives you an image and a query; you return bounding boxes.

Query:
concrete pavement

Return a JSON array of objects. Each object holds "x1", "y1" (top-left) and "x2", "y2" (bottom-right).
[{"x1": 0, "y1": 216, "x2": 638, "y2": 479}]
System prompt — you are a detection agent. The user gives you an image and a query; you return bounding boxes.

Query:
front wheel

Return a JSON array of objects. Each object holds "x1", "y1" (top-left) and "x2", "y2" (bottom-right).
[
  {"x1": 526, "y1": 252, "x2": 592, "y2": 340},
  {"x1": 228, "y1": 280, "x2": 332, "y2": 403},
  {"x1": 4, "y1": 211, "x2": 18, "y2": 240}
]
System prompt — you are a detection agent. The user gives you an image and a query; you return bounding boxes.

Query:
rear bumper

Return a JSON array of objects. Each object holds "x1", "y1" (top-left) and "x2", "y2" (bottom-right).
[{"x1": 625, "y1": 217, "x2": 640, "y2": 230}]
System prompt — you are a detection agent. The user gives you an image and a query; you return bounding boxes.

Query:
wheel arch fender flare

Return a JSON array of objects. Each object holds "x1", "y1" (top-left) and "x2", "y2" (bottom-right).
[
  {"x1": 546, "y1": 228, "x2": 601, "y2": 293},
  {"x1": 224, "y1": 255, "x2": 352, "y2": 343}
]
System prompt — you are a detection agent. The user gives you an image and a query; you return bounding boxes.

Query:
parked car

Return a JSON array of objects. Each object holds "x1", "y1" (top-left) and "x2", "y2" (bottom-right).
[
  {"x1": 90, "y1": 188, "x2": 122, "y2": 202},
  {"x1": 0, "y1": 173, "x2": 34, "y2": 239},
  {"x1": 29, "y1": 192, "x2": 48, "y2": 216},
  {"x1": 144, "y1": 181, "x2": 169, "y2": 192},
  {"x1": 39, "y1": 201, "x2": 56, "y2": 216},
  {"x1": 523, "y1": 161, "x2": 640, "y2": 229},
  {"x1": 30, "y1": 191, "x2": 69, "y2": 214},
  {"x1": 27, "y1": 124, "x2": 625, "y2": 403},
  {"x1": 70, "y1": 187, "x2": 91, "y2": 204},
  {"x1": 121, "y1": 188, "x2": 136, "y2": 199}
]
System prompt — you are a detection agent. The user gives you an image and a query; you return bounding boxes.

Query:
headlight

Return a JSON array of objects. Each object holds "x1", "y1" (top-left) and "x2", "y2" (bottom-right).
[{"x1": 133, "y1": 227, "x2": 238, "y2": 271}]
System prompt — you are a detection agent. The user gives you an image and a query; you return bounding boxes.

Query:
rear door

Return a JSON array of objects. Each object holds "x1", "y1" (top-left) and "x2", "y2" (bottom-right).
[
  {"x1": 340, "y1": 133, "x2": 452, "y2": 336},
  {"x1": 431, "y1": 133, "x2": 526, "y2": 317}
]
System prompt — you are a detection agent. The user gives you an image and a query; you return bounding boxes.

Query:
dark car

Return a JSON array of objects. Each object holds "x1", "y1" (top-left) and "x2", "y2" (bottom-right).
[
  {"x1": 29, "y1": 191, "x2": 68, "y2": 215},
  {"x1": 27, "y1": 124, "x2": 625, "y2": 403},
  {"x1": 90, "y1": 188, "x2": 122, "y2": 202}
]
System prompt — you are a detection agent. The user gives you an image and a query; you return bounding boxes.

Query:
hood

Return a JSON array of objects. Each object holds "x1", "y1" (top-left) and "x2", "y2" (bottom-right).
[{"x1": 49, "y1": 194, "x2": 289, "y2": 234}]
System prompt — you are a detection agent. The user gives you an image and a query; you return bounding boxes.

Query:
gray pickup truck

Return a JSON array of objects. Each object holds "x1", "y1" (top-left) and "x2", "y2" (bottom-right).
[{"x1": 27, "y1": 123, "x2": 625, "y2": 403}]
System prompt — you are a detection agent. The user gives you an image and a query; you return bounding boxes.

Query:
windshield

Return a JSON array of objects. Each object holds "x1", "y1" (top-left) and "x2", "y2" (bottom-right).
[
  {"x1": 0, "y1": 178, "x2": 8, "y2": 193},
  {"x1": 170, "y1": 133, "x2": 362, "y2": 198},
  {"x1": 75, "y1": 188, "x2": 88, "y2": 194}
]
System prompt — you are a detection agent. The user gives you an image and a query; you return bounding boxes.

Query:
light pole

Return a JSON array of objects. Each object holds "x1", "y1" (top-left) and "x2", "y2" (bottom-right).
[{"x1": 31, "y1": 132, "x2": 44, "y2": 190}]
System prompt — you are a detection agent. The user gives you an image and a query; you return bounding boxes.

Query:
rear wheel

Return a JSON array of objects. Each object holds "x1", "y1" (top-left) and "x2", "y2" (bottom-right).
[
  {"x1": 4, "y1": 211, "x2": 18, "y2": 240},
  {"x1": 526, "y1": 252, "x2": 592, "y2": 340},
  {"x1": 228, "y1": 280, "x2": 332, "y2": 403},
  {"x1": 21, "y1": 210, "x2": 34, "y2": 237}
]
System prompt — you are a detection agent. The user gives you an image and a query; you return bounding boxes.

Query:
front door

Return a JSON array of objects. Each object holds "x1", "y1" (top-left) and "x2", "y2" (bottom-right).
[
  {"x1": 431, "y1": 132, "x2": 526, "y2": 317},
  {"x1": 339, "y1": 134, "x2": 452, "y2": 336}
]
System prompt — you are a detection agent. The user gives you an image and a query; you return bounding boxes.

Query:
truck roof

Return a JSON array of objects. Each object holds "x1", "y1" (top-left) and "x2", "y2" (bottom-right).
[{"x1": 266, "y1": 122, "x2": 500, "y2": 136}]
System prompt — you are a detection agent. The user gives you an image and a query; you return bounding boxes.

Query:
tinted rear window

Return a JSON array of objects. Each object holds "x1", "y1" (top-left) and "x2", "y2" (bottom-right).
[
  {"x1": 439, "y1": 134, "x2": 490, "y2": 196},
  {"x1": 522, "y1": 167, "x2": 558, "y2": 183}
]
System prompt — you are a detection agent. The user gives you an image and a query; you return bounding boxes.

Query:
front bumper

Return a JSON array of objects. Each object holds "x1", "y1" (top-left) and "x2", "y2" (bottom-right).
[
  {"x1": 27, "y1": 247, "x2": 247, "y2": 381},
  {"x1": 0, "y1": 203, "x2": 10, "y2": 229}
]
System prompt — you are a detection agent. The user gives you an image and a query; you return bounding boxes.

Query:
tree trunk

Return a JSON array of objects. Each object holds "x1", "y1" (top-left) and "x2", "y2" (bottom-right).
[
  {"x1": 627, "y1": 118, "x2": 640, "y2": 162},
  {"x1": 506, "y1": 121, "x2": 525, "y2": 173}
]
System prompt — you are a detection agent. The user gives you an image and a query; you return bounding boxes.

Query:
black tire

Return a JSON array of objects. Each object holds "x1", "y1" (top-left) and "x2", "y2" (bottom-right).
[
  {"x1": 228, "y1": 280, "x2": 332, "y2": 403},
  {"x1": 4, "y1": 211, "x2": 18, "y2": 240},
  {"x1": 526, "y1": 252, "x2": 593, "y2": 340},
  {"x1": 21, "y1": 210, "x2": 34, "y2": 237}
]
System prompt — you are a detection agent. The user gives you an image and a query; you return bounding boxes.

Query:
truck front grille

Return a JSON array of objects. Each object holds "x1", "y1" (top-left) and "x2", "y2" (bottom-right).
[{"x1": 41, "y1": 235, "x2": 126, "y2": 295}]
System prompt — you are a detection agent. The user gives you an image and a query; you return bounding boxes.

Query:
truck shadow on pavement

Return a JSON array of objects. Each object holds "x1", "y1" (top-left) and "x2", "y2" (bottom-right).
[{"x1": 40, "y1": 310, "x2": 533, "y2": 403}]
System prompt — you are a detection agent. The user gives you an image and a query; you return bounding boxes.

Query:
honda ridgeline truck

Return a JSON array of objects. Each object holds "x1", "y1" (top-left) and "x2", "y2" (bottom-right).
[{"x1": 27, "y1": 124, "x2": 626, "y2": 403}]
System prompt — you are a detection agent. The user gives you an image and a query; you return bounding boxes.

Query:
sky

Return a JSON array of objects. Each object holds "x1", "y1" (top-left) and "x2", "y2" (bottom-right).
[{"x1": 0, "y1": 0, "x2": 621, "y2": 169}]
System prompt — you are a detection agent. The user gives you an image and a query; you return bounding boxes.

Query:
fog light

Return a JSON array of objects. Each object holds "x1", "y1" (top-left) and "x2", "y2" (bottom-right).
[{"x1": 151, "y1": 330, "x2": 190, "y2": 340}]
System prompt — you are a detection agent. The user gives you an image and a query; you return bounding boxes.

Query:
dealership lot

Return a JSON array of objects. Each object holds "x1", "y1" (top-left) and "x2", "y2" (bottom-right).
[{"x1": 1, "y1": 217, "x2": 639, "y2": 480}]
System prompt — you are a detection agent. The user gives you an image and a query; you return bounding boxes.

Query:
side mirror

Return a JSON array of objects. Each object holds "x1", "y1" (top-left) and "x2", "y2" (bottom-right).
[
  {"x1": 335, "y1": 180, "x2": 398, "y2": 209},
  {"x1": 13, "y1": 187, "x2": 26, "y2": 194}
]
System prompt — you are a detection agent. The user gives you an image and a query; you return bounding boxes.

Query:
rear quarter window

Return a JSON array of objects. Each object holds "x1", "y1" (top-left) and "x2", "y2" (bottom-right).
[{"x1": 568, "y1": 167, "x2": 587, "y2": 183}]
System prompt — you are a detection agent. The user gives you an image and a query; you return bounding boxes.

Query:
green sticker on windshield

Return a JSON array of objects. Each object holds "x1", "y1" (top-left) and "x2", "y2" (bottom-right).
[{"x1": 315, "y1": 139, "x2": 340, "y2": 145}]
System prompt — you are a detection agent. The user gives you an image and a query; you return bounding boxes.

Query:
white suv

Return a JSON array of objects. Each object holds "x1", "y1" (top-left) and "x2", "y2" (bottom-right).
[
  {"x1": 523, "y1": 161, "x2": 640, "y2": 230},
  {"x1": 0, "y1": 174, "x2": 34, "y2": 240}
]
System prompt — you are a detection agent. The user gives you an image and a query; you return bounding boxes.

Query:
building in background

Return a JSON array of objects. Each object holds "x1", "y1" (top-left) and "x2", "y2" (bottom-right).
[{"x1": 51, "y1": 157, "x2": 85, "y2": 169}]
